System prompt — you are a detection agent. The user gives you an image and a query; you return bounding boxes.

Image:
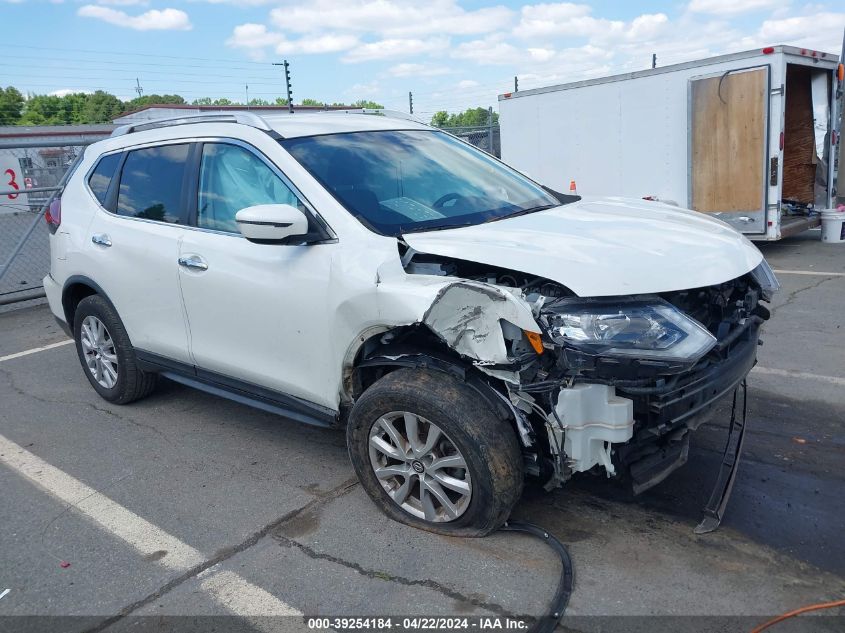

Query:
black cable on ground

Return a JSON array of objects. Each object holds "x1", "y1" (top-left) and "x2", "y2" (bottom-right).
[{"x1": 500, "y1": 520, "x2": 574, "y2": 633}]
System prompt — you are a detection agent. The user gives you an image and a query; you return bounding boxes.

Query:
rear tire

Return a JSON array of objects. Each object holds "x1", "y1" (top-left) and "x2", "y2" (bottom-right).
[
  {"x1": 347, "y1": 368, "x2": 523, "y2": 536},
  {"x1": 73, "y1": 295, "x2": 157, "y2": 404}
]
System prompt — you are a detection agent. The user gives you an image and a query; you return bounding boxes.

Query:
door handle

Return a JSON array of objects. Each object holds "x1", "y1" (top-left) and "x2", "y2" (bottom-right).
[
  {"x1": 91, "y1": 233, "x2": 112, "y2": 247},
  {"x1": 178, "y1": 255, "x2": 208, "y2": 271}
]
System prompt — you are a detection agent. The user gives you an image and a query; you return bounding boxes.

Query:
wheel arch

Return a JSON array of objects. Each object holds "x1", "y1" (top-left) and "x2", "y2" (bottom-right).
[
  {"x1": 344, "y1": 324, "x2": 520, "y2": 440},
  {"x1": 61, "y1": 275, "x2": 117, "y2": 330}
]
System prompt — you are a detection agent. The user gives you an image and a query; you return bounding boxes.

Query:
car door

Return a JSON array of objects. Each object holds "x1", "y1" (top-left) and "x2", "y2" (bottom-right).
[
  {"x1": 85, "y1": 142, "x2": 193, "y2": 363},
  {"x1": 177, "y1": 140, "x2": 336, "y2": 408}
]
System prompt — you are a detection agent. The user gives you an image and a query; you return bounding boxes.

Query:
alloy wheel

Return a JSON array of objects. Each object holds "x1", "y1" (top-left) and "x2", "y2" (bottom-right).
[
  {"x1": 368, "y1": 411, "x2": 472, "y2": 522},
  {"x1": 80, "y1": 315, "x2": 118, "y2": 389}
]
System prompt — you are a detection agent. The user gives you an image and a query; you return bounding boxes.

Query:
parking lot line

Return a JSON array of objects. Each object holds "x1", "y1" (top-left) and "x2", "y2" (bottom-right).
[
  {"x1": 0, "y1": 433, "x2": 301, "y2": 617},
  {"x1": 772, "y1": 269, "x2": 845, "y2": 277},
  {"x1": 0, "y1": 339, "x2": 73, "y2": 363},
  {"x1": 752, "y1": 366, "x2": 845, "y2": 386}
]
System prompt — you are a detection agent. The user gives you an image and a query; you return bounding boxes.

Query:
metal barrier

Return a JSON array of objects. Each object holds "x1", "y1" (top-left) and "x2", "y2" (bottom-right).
[{"x1": 0, "y1": 143, "x2": 89, "y2": 307}]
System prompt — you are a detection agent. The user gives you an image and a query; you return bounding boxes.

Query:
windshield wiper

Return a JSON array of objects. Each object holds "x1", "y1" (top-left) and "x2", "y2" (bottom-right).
[{"x1": 488, "y1": 204, "x2": 558, "y2": 223}]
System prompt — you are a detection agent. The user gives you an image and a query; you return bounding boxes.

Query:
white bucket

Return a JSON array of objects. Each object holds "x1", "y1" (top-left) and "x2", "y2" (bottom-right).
[{"x1": 820, "y1": 209, "x2": 845, "y2": 243}]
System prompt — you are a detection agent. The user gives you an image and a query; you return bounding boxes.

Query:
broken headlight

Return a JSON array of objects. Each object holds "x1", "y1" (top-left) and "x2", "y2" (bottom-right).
[
  {"x1": 544, "y1": 298, "x2": 717, "y2": 362},
  {"x1": 750, "y1": 259, "x2": 780, "y2": 302}
]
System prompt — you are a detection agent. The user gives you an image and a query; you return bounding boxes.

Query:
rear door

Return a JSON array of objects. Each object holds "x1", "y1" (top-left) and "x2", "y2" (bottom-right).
[
  {"x1": 689, "y1": 66, "x2": 770, "y2": 234},
  {"x1": 86, "y1": 142, "x2": 193, "y2": 362}
]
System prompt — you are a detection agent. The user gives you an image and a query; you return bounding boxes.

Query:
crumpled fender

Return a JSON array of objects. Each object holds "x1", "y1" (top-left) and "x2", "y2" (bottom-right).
[{"x1": 421, "y1": 280, "x2": 540, "y2": 365}]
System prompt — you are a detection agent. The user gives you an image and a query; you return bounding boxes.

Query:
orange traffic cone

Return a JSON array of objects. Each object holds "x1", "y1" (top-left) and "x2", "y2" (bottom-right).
[{"x1": 569, "y1": 180, "x2": 577, "y2": 195}]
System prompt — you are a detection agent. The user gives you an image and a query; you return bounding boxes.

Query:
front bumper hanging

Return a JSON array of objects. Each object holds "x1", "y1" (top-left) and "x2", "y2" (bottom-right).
[{"x1": 694, "y1": 379, "x2": 748, "y2": 534}]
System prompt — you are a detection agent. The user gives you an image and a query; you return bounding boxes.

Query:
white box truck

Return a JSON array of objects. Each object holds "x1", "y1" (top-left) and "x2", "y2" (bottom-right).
[{"x1": 499, "y1": 46, "x2": 842, "y2": 240}]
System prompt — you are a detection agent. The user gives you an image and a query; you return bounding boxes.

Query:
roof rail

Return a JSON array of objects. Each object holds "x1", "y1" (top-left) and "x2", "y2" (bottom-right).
[
  {"x1": 111, "y1": 111, "x2": 272, "y2": 137},
  {"x1": 316, "y1": 108, "x2": 427, "y2": 124}
]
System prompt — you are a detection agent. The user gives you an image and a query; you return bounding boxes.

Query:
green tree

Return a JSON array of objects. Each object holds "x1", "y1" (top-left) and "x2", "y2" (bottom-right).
[
  {"x1": 81, "y1": 91, "x2": 124, "y2": 123},
  {"x1": 351, "y1": 99, "x2": 383, "y2": 109},
  {"x1": 430, "y1": 106, "x2": 497, "y2": 127},
  {"x1": 0, "y1": 87, "x2": 25, "y2": 125},
  {"x1": 125, "y1": 94, "x2": 186, "y2": 110},
  {"x1": 301, "y1": 98, "x2": 324, "y2": 106},
  {"x1": 20, "y1": 94, "x2": 66, "y2": 125},
  {"x1": 274, "y1": 97, "x2": 289, "y2": 106},
  {"x1": 248, "y1": 98, "x2": 270, "y2": 106},
  {"x1": 192, "y1": 97, "x2": 213, "y2": 105},
  {"x1": 430, "y1": 110, "x2": 449, "y2": 127}
]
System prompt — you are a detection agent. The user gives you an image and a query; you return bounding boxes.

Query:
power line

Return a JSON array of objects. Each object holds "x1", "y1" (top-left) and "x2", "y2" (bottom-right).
[{"x1": 0, "y1": 43, "x2": 272, "y2": 67}]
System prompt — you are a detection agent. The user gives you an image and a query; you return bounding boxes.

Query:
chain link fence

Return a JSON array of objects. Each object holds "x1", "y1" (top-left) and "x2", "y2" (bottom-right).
[
  {"x1": 0, "y1": 143, "x2": 90, "y2": 309},
  {"x1": 437, "y1": 125, "x2": 501, "y2": 158}
]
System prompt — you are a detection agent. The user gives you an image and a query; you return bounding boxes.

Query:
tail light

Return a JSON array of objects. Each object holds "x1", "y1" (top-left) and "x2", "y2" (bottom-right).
[{"x1": 45, "y1": 198, "x2": 62, "y2": 234}]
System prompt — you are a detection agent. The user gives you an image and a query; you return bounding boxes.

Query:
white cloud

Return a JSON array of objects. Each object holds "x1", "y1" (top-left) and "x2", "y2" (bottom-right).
[
  {"x1": 277, "y1": 33, "x2": 360, "y2": 55},
  {"x1": 77, "y1": 5, "x2": 192, "y2": 30},
  {"x1": 457, "y1": 79, "x2": 480, "y2": 89},
  {"x1": 269, "y1": 0, "x2": 512, "y2": 38},
  {"x1": 754, "y1": 11, "x2": 845, "y2": 53},
  {"x1": 514, "y1": 4, "x2": 669, "y2": 43},
  {"x1": 342, "y1": 37, "x2": 449, "y2": 63},
  {"x1": 95, "y1": 0, "x2": 149, "y2": 6},
  {"x1": 452, "y1": 36, "x2": 521, "y2": 65},
  {"x1": 49, "y1": 89, "x2": 93, "y2": 97},
  {"x1": 687, "y1": 0, "x2": 784, "y2": 15},
  {"x1": 387, "y1": 63, "x2": 453, "y2": 77}
]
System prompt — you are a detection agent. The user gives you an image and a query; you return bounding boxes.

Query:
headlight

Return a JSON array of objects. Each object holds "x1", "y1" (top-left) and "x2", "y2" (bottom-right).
[
  {"x1": 750, "y1": 259, "x2": 780, "y2": 302},
  {"x1": 544, "y1": 298, "x2": 717, "y2": 362}
]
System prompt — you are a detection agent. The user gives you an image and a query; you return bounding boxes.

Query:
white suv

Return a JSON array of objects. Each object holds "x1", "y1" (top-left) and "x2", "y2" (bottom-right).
[{"x1": 44, "y1": 111, "x2": 777, "y2": 535}]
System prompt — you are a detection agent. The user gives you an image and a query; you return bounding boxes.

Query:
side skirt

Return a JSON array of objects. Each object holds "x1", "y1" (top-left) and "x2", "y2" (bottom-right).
[{"x1": 136, "y1": 350, "x2": 338, "y2": 428}]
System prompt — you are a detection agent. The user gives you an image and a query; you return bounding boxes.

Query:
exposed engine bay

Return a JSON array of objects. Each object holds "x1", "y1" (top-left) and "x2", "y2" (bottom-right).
[{"x1": 380, "y1": 246, "x2": 775, "y2": 496}]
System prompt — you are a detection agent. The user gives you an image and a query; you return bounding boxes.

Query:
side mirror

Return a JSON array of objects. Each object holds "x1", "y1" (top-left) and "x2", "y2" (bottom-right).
[{"x1": 235, "y1": 204, "x2": 309, "y2": 244}]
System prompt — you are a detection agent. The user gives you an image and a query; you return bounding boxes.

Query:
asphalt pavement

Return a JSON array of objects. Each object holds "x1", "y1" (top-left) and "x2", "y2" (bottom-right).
[{"x1": 1, "y1": 230, "x2": 843, "y2": 632}]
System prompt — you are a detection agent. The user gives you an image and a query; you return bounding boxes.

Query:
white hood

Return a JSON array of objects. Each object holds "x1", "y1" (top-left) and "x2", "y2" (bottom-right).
[{"x1": 403, "y1": 197, "x2": 763, "y2": 297}]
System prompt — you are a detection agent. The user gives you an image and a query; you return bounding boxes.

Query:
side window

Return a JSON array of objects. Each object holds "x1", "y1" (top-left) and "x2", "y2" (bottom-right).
[
  {"x1": 116, "y1": 144, "x2": 190, "y2": 224},
  {"x1": 88, "y1": 153, "x2": 121, "y2": 206},
  {"x1": 197, "y1": 143, "x2": 304, "y2": 233}
]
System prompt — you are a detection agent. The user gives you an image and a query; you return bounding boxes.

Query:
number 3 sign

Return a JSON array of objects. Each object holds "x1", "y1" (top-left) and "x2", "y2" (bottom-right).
[{"x1": 0, "y1": 153, "x2": 29, "y2": 210}]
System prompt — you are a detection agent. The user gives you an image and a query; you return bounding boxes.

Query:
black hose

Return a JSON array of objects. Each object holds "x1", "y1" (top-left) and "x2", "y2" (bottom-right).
[{"x1": 500, "y1": 520, "x2": 574, "y2": 633}]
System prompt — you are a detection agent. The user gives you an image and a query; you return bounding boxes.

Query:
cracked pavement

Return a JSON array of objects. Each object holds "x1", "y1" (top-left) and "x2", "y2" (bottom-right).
[{"x1": 1, "y1": 231, "x2": 843, "y2": 631}]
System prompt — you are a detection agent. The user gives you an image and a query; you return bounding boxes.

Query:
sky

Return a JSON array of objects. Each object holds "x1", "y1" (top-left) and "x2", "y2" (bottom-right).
[{"x1": 2, "y1": 0, "x2": 844, "y2": 119}]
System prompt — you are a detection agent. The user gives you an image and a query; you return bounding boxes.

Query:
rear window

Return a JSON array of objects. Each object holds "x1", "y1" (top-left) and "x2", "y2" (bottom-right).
[
  {"x1": 116, "y1": 144, "x2": 190, "y2": 224},
  {"x1": 87, "y1": 153, "x2": 121, "y2": 206}
]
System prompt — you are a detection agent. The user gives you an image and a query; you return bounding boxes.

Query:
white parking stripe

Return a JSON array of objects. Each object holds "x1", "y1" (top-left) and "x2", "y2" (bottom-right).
[
  {"x1": 772, "y1": 269, "x2": 845, "y2": 277},
  {"x1": 0, "y1": 434, "x2": 301, "y2": 617},
  {"x1": 0, "y1": 339, "x2": 73, "y2": 363},
  {"x1": 752, "y1": 366, "x2": 845, "y2": 387},
  {"x1": 200, "y1": 568, "x2": 301, "y2": 616}
]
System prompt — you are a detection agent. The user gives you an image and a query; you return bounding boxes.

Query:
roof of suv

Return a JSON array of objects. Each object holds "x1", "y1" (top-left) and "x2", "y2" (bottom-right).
[{"x1": 109, "y1": 111, "x2": 433, "y2": 143}]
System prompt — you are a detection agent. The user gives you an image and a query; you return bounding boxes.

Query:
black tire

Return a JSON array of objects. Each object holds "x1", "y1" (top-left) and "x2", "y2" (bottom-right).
[
  {"x1": 73, "y1": 294, "x2": 157, "y2": 404},
  {"x1": 347, "y1": 368, "x2": 523, "y2": 536}
]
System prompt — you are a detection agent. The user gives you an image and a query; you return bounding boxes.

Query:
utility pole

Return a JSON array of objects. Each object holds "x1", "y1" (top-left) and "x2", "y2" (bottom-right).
[
  {"x1": 273, "y1": 60, "x2": 294, "y2": 113},
  {"x1": 514, "y1": 76, "x2": 518, "y2": 92},
  {"x1": 408, "y1": 91, "x2": 413, "y2": 115},
  {"x1": 652, "y1": 53, "x2": 657, "y2": 69},
  {"x1": 836, "y1": 28, "x2": 845, "y2": 205},
  {"x1": 245, "y1": 84, "x2": 249, "y2": 109},
  {"x1": 134, "y1": 78, "x2": 143, "y2": 98}
]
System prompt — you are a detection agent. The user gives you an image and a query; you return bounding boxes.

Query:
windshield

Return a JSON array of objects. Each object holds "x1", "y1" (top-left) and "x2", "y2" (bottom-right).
[{"x1": 281, "y1": 130, "x2": 567, "y2": 236}]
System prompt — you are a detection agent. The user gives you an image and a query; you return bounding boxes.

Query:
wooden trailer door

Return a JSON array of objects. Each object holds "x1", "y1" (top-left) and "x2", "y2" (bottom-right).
[{"x1": 690, "y1": 66, "x2": 769, "y2": 234}]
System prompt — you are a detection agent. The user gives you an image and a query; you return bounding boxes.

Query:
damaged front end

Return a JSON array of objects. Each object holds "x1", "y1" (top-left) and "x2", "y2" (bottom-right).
[{"x1": 392, "y1": 251, "x2": 777, "y2": 518}]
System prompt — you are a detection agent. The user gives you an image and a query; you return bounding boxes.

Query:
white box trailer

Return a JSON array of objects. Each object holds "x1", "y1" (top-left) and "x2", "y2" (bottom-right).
[{"x1": 499, "y1": 46, "x2": 842, "y2": 240}]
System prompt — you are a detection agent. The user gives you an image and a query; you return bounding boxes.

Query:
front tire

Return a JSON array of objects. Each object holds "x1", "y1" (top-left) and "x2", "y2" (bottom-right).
[
  {"x1": 347, "y1": 369, "x2": 523, "y2": 536},
  {"x1": 73, "y1": 295, "x2": 157, "y2": 404}
]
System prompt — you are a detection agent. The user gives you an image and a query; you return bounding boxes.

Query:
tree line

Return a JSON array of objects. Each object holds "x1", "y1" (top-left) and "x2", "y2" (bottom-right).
[{"x1": 0, "y1": 87, "x2": 384, "y2": 126}]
